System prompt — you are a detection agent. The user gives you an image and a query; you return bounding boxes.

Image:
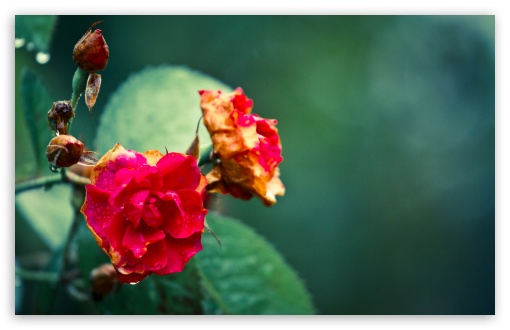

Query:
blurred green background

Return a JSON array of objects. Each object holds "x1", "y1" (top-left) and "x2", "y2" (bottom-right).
[{"x1": 15, "y1": 15, "x2": 494, "y2": 314}]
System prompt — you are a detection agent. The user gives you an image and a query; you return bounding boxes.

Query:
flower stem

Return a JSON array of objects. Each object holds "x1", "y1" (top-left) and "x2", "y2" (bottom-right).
[
  {"x1": 15, "y1": 171, "x2": 91, "y2": 195},
  {"x1": 15, "y1": 266, "x2": 59, "y2": 283},
  {"x1": 15, "y1": 174, "x2": 62, "y2": 194},
  {"x1": 70, "y1": 67, "x2": 88, "y2": 111}
]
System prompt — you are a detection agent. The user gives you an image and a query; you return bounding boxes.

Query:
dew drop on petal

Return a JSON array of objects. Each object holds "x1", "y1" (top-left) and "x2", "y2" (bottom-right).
[
  {"x1": 129, "y1": 282, "x2": 138, "y2": 285},
  {"x1": 35, "y1": 52, "x2": 50, "y2": 64},
  {"x1": 15, "y1": 38, "x2": 25, "y2": 48}
]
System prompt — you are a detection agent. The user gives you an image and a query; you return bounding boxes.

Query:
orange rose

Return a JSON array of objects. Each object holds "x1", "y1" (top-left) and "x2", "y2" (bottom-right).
[{"x1": 199, "y1": 88, "x2": 285, "y2": 206}]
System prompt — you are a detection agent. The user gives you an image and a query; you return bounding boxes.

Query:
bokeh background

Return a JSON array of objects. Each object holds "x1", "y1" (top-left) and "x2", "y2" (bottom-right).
[{"x1": 15, "y1": 15, "x2": 495, "y2": 314}]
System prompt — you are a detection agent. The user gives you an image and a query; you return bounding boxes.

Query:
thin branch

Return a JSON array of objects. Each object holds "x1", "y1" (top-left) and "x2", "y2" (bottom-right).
[
  {"x1": 15, "y1": 171, "x2": 91, "y2": 195},
  {"x1": 15, "y1": 174, "x2": 62, "y2": 194},
  {"x1": 15, "y1": 266, "x2": 59, "y2": 283}
]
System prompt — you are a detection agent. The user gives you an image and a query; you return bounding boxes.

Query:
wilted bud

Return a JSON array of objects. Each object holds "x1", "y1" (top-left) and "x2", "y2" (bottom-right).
[
  {"x1": 90, "y1": 263, "x2": 120, "y2": 301},
  {"x1": 46, "y1": 134, "x2": 84, "y2": 168},
  {"x1": 73, "y1": 21, "x2": 109, "y2": 73},
  {"x1": 47, "y1": 100, "x2": 74, "y2": 134},
  {"x1": 85, "y1": 73, "x2": 101, "y2": 115}
]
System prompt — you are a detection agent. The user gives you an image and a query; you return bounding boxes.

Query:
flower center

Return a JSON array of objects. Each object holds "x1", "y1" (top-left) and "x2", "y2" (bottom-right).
[{"x1": 139, "y1": 219, "x2": 152, "y2": 232}]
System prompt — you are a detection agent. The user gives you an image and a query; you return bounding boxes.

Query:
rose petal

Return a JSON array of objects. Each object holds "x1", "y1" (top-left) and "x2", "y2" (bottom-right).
[
  {"x1": 91, "y1": 143, "x2": 147, "y2": 189},
  {"x1": 157, "y1": 153, "x2": 201, "y2": 191},
  {"x1": 121, "y1": 223, "x2": 165, "y2": 259},
  {"x1": 124, "y1": 190, "x2": 150, "y2": 228},
  {"x1": 158, "y1": 190, "x2": 206, "y2": 238},
  {"x1": 82, "y1": 184, "x2": 117, "y2": 244},
  {"x1": 114, "y1": 268, "x2": 149, "y2": 284},
  {"x1": 139, "y1": 239, "x2": 168, "y2": 271},
  {"x1": 153, "y1": 234, "x2": 202, "y2": 275},
  {"x1": 141, "y1": 200, "x2": 163, "y2": 228}
]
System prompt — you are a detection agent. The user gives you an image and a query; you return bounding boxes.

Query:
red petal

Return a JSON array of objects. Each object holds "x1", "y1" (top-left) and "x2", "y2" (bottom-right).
[
  {"x1": 153, "y1": 233, "x2": 202, "y2": 275},
  {"x1": 124, "y1": 190, "x2": 150, "y2": 228},
  {"x1": 114, "y1": 268, "x2": 150, "y2": 284},
  {"x1": 231, "y1": 88, "x2": 253, "y2": 114},
  {"x1": 134, "y1": 164, "x2": 163, "y2": 191},
  {"x1": 156, "y1": 153, "x2": 201, "y2": 191},
  {"x1": 92, "y1": 144, "x2": 147, "y2": 189},
  {"x1": 141, "y1": 201, "x2": 163, "y2": 228},
  {"x1": 83, "y1": 184, "x2": 117, "y2": 245},
  {"x1": 139, "y1": 239, "x2": 168, "y2": 271},
  {"x1": 105, "y1": 212, "x2": 129, "y2": 258},
  {"x1": 157, "y1": 190, "x2": 205, "y2": 238},
  {"x1": 121, "y1": 223, "x2": 165, "y2": 259}
]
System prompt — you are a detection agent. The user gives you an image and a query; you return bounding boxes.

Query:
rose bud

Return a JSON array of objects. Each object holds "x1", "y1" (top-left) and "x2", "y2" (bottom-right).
[
  {"x1": 47, "y1": 100, "x2": 74, "y2": 135},
  {"x1": 46, "y1": 134, "x2": 84, "y2": 168},
  {"x1": 73, "y1": 21, "x2": 109, "y2": 73},
  {"x1": 90, "y1": 263, "x2": 121, "y2": 301}
]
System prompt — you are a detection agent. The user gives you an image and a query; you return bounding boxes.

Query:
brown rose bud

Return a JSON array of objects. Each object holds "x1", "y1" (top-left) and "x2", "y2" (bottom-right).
[
  {"x1": 90, "y1": 263, "x2": 120, "y2": 301},
  {"x1": 47, "y1": 100, "x2": 74, "y2": 135},
  {"x1": 46, "y1": 134, "x2": 84, "y2": 168},
  {"x1": 73, "y1": 21, "x2": 109, "y2": 73}
]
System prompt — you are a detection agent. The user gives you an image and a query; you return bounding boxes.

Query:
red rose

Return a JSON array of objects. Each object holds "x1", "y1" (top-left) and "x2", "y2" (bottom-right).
[
  {"x1": 199, "y1": 88, "x2": 285, "y2": 206},
  {"x1": 81, "y1": 143, "x2": 207, "y2": 284}
]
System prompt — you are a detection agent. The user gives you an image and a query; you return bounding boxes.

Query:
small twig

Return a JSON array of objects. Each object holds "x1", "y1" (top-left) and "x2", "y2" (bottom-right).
[
  {"x1": 15, "y1": 174, "x2": 62, "y2": 194},
  {"x1": 15, "y1": 171, "x2": 91, "y2": 195},
  {"x1": 15, "y1": 266, "x2": 59, "y2": 283}
]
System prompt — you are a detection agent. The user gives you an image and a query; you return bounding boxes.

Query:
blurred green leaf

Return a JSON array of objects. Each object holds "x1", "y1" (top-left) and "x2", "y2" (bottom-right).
[
  {"x1": 20, "y1": 68, "x2": 54, "y2": 176},
  {"x1": 15, "y1": 261, "x2": 24, "y2": 314},
  {"x1": 15, "y1": 15, "x2": 57, "y2": 53},
  {"x1": 196, "y1": 212, "x2": 315, "y2": 315},
  {"x1": 98, "y1": 277, "x2": 160, "y2": 314},
  {"x1": 75, "y1": 218, "x2": 110, "y2": 280},
  {"x1": 151, "y1": 260, "x2": 203, "y2": 315},
  {"x1": 31, "y1": 248, "x2": 62, "y2": 314},
  {"x1": 15, "y1": 184, "x2": 74, "y2": 251},
  {"x1": 96, "y1": 65, "x2": 232, "y2": 155}
]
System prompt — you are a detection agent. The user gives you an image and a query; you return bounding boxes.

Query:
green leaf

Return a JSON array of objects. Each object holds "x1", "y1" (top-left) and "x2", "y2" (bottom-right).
[
  {"x1": 15, "y1": 184, "x2": 74, "y2": 251},
  {"x1": 151, "y1": 260, "x2": 203, "y2": 315},
  {"x1": 98, "y1": 277, "x2": 160, "y2": 314},
  {"x1": 20, "y1": 68, "x2": 54, "y2": 176},
  {"x1": 196, "y1": 212, "x2": 315, "y2": 315},
  {"x1": 15, "y1": 15, "x2": 57, "y2": 53},
  {"x1": 94, "y1": 263, "x2": 203, "y2": 314},
  {"x1": 96, "y1": 65, "x2": 232, "y2": 155}
]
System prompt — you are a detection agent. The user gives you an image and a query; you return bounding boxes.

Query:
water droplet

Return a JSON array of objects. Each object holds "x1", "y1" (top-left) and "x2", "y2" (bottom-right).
[
  {"x1": 35, "y1": 52, "x2": 50, "y2": 64},
  {"x1": 26, "y1": 42, "x2": 35, "y2": 51},
  {"x1": 49, "y1": 164, "x2": 61, "y2": 173},
  {"x1": 129, "y1": 282, "x2": 138, "y2": 285},
  {"x1": 15, "y1": 38, "x2": 25, "y2": 48}
]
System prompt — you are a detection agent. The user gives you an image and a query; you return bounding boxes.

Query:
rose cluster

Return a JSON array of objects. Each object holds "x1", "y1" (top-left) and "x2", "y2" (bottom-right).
[{"x1": 81, "y1": 88, "x2": 285, "y2": 283}]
